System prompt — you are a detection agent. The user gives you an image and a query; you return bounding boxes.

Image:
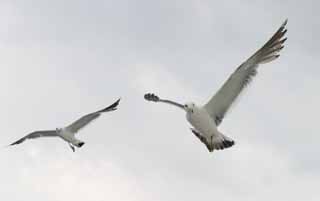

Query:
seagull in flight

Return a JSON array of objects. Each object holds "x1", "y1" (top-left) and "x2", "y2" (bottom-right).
[
  {"x1": 144, "y1": 20, "x2": 288, "y2": 152},
  {"x1": 9, "y1": 99, "x2": 120, "y2": 152}
]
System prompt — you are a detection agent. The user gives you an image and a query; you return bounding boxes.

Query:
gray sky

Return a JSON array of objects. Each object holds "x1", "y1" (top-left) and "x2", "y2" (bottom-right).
[{"x1": 0, "y1": 0, "x2": 319, "y2": 201}]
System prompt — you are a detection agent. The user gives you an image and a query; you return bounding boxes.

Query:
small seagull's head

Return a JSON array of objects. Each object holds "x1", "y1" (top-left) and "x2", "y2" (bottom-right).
[{"x1": 184, "y1": 102, "x2": 196, "y2": 113}]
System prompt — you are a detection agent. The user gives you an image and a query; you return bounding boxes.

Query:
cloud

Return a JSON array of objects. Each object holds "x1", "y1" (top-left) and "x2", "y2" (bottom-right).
[{"x1": 1, "y1": 0, "x2": 320, "y2": 201}]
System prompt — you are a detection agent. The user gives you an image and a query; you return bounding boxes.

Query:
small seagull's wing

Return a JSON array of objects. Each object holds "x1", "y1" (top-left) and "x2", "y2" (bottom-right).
[
  {"x1": 204, "y1": 20, "x2": 288, "y2": 126},
  {"x1": 9, "y1": 130, "x2": 57, "y2": 146},
  {"x1": 66, "y1": 99, "x2": 120, "y2": 134}
]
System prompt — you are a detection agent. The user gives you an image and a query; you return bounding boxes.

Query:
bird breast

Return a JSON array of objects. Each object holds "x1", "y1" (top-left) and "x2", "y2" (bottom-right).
[
  {"x1": 186, "y1": 107, "x2": 217, "y2": 137},
  {"x1": 58, "y1": 129, "x2": 75, "y2": 141}
]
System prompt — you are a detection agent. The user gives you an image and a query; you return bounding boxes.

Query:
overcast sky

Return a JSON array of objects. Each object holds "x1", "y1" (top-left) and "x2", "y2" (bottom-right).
[{"x1": 0, "y1": 0, "x2": 319, "y2": 201}]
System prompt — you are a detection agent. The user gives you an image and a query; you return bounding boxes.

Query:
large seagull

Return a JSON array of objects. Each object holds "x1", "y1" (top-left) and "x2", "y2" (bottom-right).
[
  {"x1": 144, "y1": 20, "x2": 287, "y2": 152},
  {"x1": 9, "y1": 99, "x2": 120, "y2": 152}
]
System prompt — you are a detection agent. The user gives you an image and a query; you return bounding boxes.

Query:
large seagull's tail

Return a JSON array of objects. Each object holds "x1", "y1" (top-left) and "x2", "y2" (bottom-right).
[
  {"x1": 191, "y1": 129, "x2": 235, "y2": 152},
  {"x1": 211, "y1": 132, "x2": 235, "y2": 151}
]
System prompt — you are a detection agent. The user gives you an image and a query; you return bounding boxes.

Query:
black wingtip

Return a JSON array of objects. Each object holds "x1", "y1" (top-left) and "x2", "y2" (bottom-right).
[
  {"x1": 144, "y1": 93, "x2": 160, "y2": 102},
  {"x1": 114, "y1": 98, "x2": 121, "y2": 106},
  {"x1": 282, "y1": 19, "x2": 288, "y2": 27},
  {"x1": 99, "y1": 98, "x2": 121, "y2": 113},
  {"x1": 280, "y1": 37, "x2": 287, "y2": 44},
  {"x1": 9, "y1": 139, "x2": 24, "y2": 146},
  {"x1": 9, "y1": 142, "x2": 19, "y2": 147}
]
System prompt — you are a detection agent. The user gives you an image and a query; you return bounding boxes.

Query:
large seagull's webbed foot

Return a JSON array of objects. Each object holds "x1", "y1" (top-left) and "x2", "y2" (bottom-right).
[{"x1": 69, "y1": 144, "x2": 75, "y2": 152}]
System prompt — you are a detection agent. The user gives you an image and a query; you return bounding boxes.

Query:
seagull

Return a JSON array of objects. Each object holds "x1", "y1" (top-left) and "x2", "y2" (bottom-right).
[
  {"x1": 9, "y1": 99, "x2": 120, "y2": 152},
  {"x1": 144, "y1": 20, "x2": 288, "y2": 152}
]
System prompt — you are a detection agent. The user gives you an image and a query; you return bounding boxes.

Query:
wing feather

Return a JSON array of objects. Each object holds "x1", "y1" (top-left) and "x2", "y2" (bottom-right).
[
  {"x1": 204, "y1": 20, "x2": 288, "y2": 125},
  {"x1": 66, "y1": 112, "x2": 101, "y2": 134},
  {"x1": 10, "y1": 130, "x2": 57, "y2": 146},
  {"x1": 66, "y1": 99, "x2": 120, "y2": 134}
]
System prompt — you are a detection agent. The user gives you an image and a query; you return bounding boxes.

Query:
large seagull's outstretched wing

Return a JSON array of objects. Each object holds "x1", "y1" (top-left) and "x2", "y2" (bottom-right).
[
  {"x1": 65, "y1": 99, "x2": 120, "y2": 134},
  {"x1": 10, "y1": 130, "x2": 58, "y2": 146},
  {"x1": 204, "y1": 20, "x2": 288, "y2": 126}
]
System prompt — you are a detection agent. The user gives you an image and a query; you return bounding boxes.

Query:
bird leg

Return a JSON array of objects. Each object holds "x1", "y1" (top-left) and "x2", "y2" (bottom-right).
[{"x1": 69, "y1": 143, "x2": 75, "y2": 152}]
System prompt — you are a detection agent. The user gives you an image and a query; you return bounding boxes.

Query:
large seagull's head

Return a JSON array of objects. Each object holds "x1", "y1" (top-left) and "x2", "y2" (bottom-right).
[
  {"x1": 55, "y1": 128, "x2": 62, "y2": 134},
  {"x1": 184, "y1": 102, "x2": 196, "y2": 113}
]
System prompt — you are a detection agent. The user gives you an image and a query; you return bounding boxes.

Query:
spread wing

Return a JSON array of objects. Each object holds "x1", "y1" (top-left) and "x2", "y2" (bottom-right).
[
  {"x1": 10, "y1": 130, "x2": 57, "y2": 146},
  {"x1": 65, "y1": 99, "x2": 120, "y2": 134},
  {"x1": 204, "y1": 20, "x2": 288, "y2": 126}
]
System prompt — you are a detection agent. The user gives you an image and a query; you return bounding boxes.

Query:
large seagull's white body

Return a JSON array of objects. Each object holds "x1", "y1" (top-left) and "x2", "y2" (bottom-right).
[
  {"x1": 9, "y1": 99, "x2": 120, "y2": 152},
  {"x1": 145, "y1": 20, "x2": 288, "y2": 152}
]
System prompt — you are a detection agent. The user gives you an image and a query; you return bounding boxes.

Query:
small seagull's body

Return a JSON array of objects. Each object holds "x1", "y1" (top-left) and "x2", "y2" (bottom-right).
[
  {"x1": 144, "y1": 20, "x2": 288, "y2": 152},
  {"x1": 9, "y1": 99, "x2": 120, "y2": 152},
  {"x1": 57, "y1": 128, "x2": 85, "y2": 152}
]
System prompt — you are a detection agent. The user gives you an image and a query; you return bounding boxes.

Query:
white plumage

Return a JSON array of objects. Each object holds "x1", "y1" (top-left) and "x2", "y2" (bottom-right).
[
  {"x1": 9, "y1": 99, "x2": 120, "y2": 152},
  {"x1": 145, "y1": 20, "x2": 288, "y2": 152}
]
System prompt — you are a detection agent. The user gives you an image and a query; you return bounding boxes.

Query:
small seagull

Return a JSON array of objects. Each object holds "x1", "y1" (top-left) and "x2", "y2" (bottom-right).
[
  {"x1": 144, "y1": 20, "x2": 288, "y2": 152},
  {"x1": 9, "y1": 99, "x2": 120, "y2": 152}
]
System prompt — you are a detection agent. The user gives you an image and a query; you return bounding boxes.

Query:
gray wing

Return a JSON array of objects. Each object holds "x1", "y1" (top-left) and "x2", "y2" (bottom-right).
[
  {"x1": 65, "y1": 99, "x2": 120, "y2": 134},
  {"x1": 144, "y1": 93, "x2": 185, "y2": 110},
  {"x1": 10, "y1": 130, "x2": 57, "y2": 146},
  {"x1": 204, "y1": 20, "x2": 288, "y2": 126}
]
